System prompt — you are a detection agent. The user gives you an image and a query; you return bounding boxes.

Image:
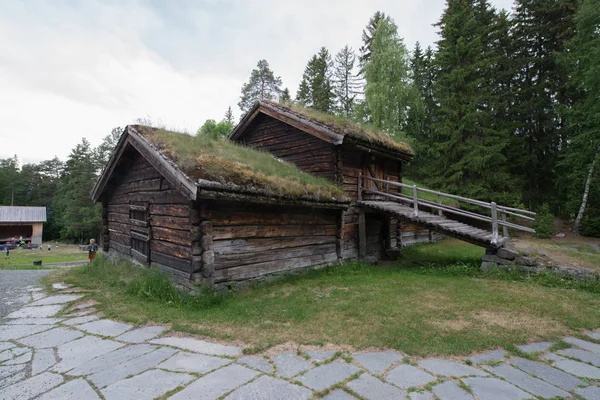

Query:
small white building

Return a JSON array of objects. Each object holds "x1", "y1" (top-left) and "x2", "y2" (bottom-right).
[{"x1": 0, "y1": 206, "x2": 47, "y2": 245}]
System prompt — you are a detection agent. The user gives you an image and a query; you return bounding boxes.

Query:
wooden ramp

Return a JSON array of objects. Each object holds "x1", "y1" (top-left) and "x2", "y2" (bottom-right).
[
  {"x1": 357, "y1": 200, "x2": 507, "y2": 248},
  {"x1": 355, "y1": 175, "x2": 536, "y2": 251}
]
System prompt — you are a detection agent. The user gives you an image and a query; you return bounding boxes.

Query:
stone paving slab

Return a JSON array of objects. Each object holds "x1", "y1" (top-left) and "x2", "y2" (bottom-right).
[
  {"x1": 238, "y1": 355, "x2": 273, "y2": 373},
  {"x1": 548, "y1": 355, "x2": 600, "y2": 379},
  {"x1": 150, "y1": 336, "x2": 242, "y2": 356},
  {"x1": 61, "y1": 315, "x2": 99, "y2": 326},
  {"x1": 557, "y1": 347, "x2": 600, "y2": 367},
  {"x1": 37, "y1": 378, "x2": 101, "y2": 400},
  {"x1": 70, "y1": 301, "x2": 96, "y2": 310},
  {"x1": 65, "y1": 309, "x2": 94, "y2": 317},
  {"x1": 586, "y1": 331, "x2": 600, "y2": 341},
  {"x1": 462, "y1": 377, "x2": 531, "y2": 400},
  {"x1": 6, "y1": 305, "x2": 64, "y2": 319},
  {"x1": 157, "y1": 351, "x2": 231, "y2": 374},
  {"x1": 0, "y1": 370, "x2": 26, "y2": 390},
  {"x1": 3, "y1": 349, "x2": 32, "y2": 365},
  {"x1": 225, "y1": 375, "x2": 313, "y2": 400},
  {"x1": 484, "y1": 363, "x2": 569, "y2": 399},
  {"x1": 564, "y1": 336, "x2": 600, "y2": 353},
  {"x1": 0, "y1": 372, "x2": 64, "y2": 400},
  {"x1": 576, "y1": 385, "x2": 600, "y2": 400},
  {"x1": 432, "y1": 381, "x2": 473, "y2": 400},
  {"x1": 321, "y1": 389, "x2": 358, "y2": 400},
  {"x1": 28, "y1": 294, "x2": 83, "y2": 307},
  {"x1": 52, "y1": 283, "x2": 70, "y2": 290},
  {"x1": 52, "y1": 335, "x2": 124, "y2": 372},
  {"x1": 516, "y1": 341, "x2": 554, "y2": 354},
  {"x1": 271, "y1": 352, "x2": 313, "y2": 378},
  {"x1": 353, "y1": 350, "x2": 403, "y2": 374},
  {"x1": 509, "y1": 356, "x2": 584, "y2": 391},
  {"x1": 115, "y1": 325, "x2": 165, "y2": 343},
  {"x1": 386, "y1": 364, "x2": 436, "y2": 389},
  {"x1": 467, "y1": 349, "x2": 505, "y2": 363},
  {"x1": 0, "y1": 364, "x2": 25, "y2": 380},
  {"x1": 101, "y1": 368, "x2": 194, "y2": 400},
  {"x1": 0, "y1": 324, "x2": 54, "y2": 340},
  {"x1": 77, "y1": 319, "x2": 133, "y2": 337},
  {"x1": 346, "y1": 373, "x2": 406, "y2": 400},
  {"x1": 419, "y1": 358, "x2": 486, "y2": 377},
  {"x1": 0, "y1": 347, "x2": 27, "y2": 362},
  {"x1": 18, "y1": 327, "x2": 84, "y2": 348},
  {"x1": 297, "y1": 360, "x2": 360, "y2": 390},
  {"x1": 87, "y1": 347, "x2": 178, "y2": 388},
  {"x1": 32, "y1": 348, "x2": 57, "y2": 375},
  {"x1": 169, "y1": 363, "x2": 260, "y2": 400},
  {"x1": 67, "y1": 343, "x2": 156, "y2": 376},
  {"x1": 409, "y1": 392, "x2": 435, "y2": 400},
  {"x1": 5, "y1": 317, "x2": 63, "y2": 325},
  {"x1": 305, "y1": 349, "x2": 336, "y2": 363},
  {"x1": 0, "y1": 341, "x2": 16, "y2": 352}
]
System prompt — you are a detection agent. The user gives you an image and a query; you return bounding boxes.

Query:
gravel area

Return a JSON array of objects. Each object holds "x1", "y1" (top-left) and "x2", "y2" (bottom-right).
[{"x1": 0, "y1": 270, "x2": 51, "y2": 318}]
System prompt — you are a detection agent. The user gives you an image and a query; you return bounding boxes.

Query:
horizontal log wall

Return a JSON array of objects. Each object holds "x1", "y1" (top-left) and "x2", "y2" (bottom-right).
[
  {"x1": 240, "y1": 114, "x2": 336, "y2": 180},
  {"x1": 104, "y1": 148, "x2": 193, "y2": 277},
  {"x1": 206, "y1": 201, "x2": 339, "y2": 288}
]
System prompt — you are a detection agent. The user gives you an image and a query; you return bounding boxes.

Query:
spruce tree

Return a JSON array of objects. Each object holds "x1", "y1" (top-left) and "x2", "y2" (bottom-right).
[
  {"x1": 509, "y1": 0, "x2": 578, "y2": 208},
  {"x1": 359, "y1": 11, "x2": 387, "y2": 72},
  {"x1": 425, "y1": 0, "x2": 512, "y2": 201},
  {"x1": 238, "y1": 60, "x2": 283, "y2": 112},
  {"x1": 333, "y1": 45, "x2": 361, "y2": 117},
  {"x1": 296, "y1": 47, "x2": 336, "y2": 113},
  {"x1": 224, "y1": 106, "x2": 234, "y2": 123},
  {"x1": 363, "y1": 16, "x2": 413, "y2": 140},
  {"x1": 279, "y1": 88, "x2": 292, "y2": 104}
]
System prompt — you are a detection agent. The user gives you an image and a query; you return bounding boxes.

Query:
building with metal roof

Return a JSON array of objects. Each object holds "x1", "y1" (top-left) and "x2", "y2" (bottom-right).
[{"x1": 0, "y1": 206, "x2": 47, "y2": 245}]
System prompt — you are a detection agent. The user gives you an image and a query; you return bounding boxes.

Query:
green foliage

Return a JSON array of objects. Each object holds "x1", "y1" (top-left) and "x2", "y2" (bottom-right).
[
  {"x1": 279, "y1": 88, "x2": 291, "y2": 104},
  {"x1": 224, "y1": 106, "x2": 234, "y2": 123},
  {"x1": 363, "y1": 16, "x2": 413, "y2": 141},
  {"x1": 533, "y1": 204, "x2": 554, "y2": 238},
  {"x1": 238, "y1": 60, "x2": 283, "y2": 113},
  {"x1": 580, "y1": 216, "x2": 600, "y2": 238},
  {"x1": 333, "y1": 45, "x2": 361, "y2": 117},
  {"x1": 196, "y1": 119, "x2": 234, "y2": 139},
  {"x1": 359, "y1": 11, "x2": 387, "y2": 72},
  {"x1": 296, "y1": 47, "x2": 336, "y2": 113}
]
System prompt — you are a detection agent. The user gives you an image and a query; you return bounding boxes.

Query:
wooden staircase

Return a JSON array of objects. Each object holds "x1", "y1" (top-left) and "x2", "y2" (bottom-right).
[{"x1": 356, "y1": 175, "x2": 536, "y2": 251}]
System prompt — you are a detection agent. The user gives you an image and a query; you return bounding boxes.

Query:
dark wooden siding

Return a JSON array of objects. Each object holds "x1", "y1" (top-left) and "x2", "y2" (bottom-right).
[
  {"x1": 104, "y1": 148, "x2": 192, "y2": 278},
  {"x1": 205, "y1": 201, "x2": 338, "y2": 288},
  {"x1": 240, "y1": 114, "x2": 337, "y2": 180}
]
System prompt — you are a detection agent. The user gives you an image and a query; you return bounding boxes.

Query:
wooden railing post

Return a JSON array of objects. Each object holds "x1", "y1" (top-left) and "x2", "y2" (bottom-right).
[
  {"x1": 357, "y1": 172, "x2": 362, "y2": 201},
  {"x1": 502, "y1": 211, "x2": 509, "y2": 238},
  {"x1": 413, "y1": 185, "x2": 419, "y2": 217},
  {"x1": 491, "y1": 202, "x2": 498, "y2": 244},
  {"x1": 437, "y1": 194, "x2": 442, "y2": 216}
]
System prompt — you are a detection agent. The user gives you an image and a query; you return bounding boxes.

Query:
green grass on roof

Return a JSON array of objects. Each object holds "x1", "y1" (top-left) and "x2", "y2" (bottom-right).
[
  {"x1": 276, "y1": 102, "x2": 414, "y2": 156},
  {"x1": 134, "y1": 126, "x2": 346, "y2": 202}
]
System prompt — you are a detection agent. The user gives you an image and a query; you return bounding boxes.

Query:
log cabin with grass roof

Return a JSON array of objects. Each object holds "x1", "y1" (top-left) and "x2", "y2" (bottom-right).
[{"x1": 92, "y1": 101, "x2": 434, "y2": 291}]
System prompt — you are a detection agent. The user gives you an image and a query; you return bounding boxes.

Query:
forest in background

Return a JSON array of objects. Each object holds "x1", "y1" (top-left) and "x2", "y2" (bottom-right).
[{"x1": 1, "y1": 0, "x2": 598, "y2": 240}]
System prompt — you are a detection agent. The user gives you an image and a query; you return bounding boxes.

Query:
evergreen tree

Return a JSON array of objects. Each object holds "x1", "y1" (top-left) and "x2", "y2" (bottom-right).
[
  {"x1": 296, "y1": 47, "x2": 336, "y2": 113},
  {"x1": 425, "y1": 0, "x2": 513, "y2": 201},
  {"x1": 52, "y1": 138, "x2": 100, "y2": 243},
  {"x1": 363, "y1": 16, "x2": 413, "y2": 140},
  {"x1": 557, "y1": 0, "x2": 600, "y2": 234},
  {"x1": 95, "y1": 127, "x2": 122, "y2": 172},
  {"x1": 224, "y1": 106, "x2": 234, "y2": 123},
  {"x1": 279, "y1": 87, "x2": 292, "y2": 104},
  {"x1": 509, "y1": 0, "x2": 578, "y2": 208},
  {"x1": 359, "y1": 11, "x2": 387, "y2": 72},
  {"x1": 333, "y1": 45, "x2": 361, "y2": 117},
  {"x1": 238, "y1": 60, "x2": 283, "y2": 112}
]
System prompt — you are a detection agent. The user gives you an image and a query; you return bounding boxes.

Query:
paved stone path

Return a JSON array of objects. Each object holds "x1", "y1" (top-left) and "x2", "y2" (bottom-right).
[{"x1": 1, "y1": 282, "x2": 599, "y2": 399}]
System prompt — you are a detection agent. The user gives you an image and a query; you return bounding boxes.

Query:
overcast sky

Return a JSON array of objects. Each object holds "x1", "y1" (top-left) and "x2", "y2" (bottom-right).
[{"x1": 0, "y1": 0, "x2": 514, "y2": 163}]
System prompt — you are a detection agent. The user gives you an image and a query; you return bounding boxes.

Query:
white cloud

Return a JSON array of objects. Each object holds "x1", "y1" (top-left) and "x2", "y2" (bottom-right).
[{"x1": 0, "y1": 0, "x2": 514, "y2": 163}]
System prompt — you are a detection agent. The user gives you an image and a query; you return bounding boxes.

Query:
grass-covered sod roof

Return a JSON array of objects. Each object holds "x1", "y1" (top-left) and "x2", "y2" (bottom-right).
[
  {"x1": 134, "y1": 125, "x2": 347, "y2": 203},
  {"x1": 264, "y1": 100, "x2": 414, "y2": 157}
]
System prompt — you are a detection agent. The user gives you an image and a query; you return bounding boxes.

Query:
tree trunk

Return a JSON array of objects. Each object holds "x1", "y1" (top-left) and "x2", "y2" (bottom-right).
[{"x1": 573, "y1": 146, "x2": 599, "y2": 235}]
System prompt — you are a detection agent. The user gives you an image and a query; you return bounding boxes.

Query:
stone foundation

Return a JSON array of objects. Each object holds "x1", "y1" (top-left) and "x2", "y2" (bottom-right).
[{"x1": 481, "y1": 247, "x2": 599, "y2": 281}]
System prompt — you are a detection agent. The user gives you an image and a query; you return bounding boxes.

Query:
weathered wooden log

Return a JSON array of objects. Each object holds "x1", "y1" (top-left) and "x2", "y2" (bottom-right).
[{"x1": 152, "y1": 227, "x2": 192, "y2": 247}]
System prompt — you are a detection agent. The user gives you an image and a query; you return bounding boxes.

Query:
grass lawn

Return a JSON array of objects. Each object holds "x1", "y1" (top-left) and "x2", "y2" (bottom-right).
[
  {"x1": 1, "y1": 244, "x2": 92, "y2": 269},
  {"x1": 45, "y1": 239, "x2": 600, "y2": 357}
]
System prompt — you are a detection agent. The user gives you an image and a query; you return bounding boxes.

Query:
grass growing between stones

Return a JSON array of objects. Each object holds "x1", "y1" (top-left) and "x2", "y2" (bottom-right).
[{"x1": 45, "y1": 240, "x2": 600, "y2": 357}]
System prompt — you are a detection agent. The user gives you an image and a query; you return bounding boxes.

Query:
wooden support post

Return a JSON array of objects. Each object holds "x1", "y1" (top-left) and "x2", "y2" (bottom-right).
[
  {"x1": 412, "y1": 185, "x2": 419, "y2": 217},
  {"x1": 437, "y1": 194, "x2": 443, "y2": 216},
  {"x1": 502, "y1": 211, "x2": 509, "y2": 238},
  {"x1": 357, "y1": 172, "x2": 363, "y2": 201},
  {"x1": 491, "y1": 202, "x2": 498, "y2": 244},
  {"x1": 358, "y1": 209, "x2": 366, "y2": 258}
]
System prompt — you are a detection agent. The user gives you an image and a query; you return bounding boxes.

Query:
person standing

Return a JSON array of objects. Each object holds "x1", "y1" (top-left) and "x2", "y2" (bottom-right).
[
  {"x1": 4, "y1": 244, "x2": 9, "y2": 261},
  {"x1": 87, "y1": 238, "x2": 99, "y2": 262}
]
